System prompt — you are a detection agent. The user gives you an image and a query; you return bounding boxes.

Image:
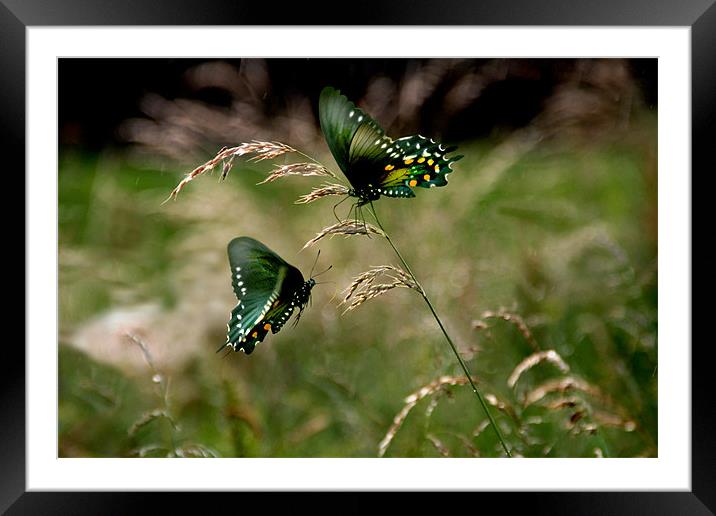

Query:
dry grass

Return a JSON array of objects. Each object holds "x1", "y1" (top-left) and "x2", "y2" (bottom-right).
[
  {"x1": 341, "y1": 265, "x2": 420, "y2": 313},
  {"x1": 257, "y1": 162, "x2": 336, "y2": 185},
  {"x1": 378, "y1": 375, "x2": 475, "y2": 457},
  {"x1": 474, "y1": 308, "x2": 540, "y2": 352},
  {"x1": 302, "y1": 220, "x2": 384, "y2": 250},
  {"x1": 295, "y1": 183, "x2": 351, "y2": 204},
  {"x1": 507, "y1": 349, "x2": 570, "y2": 388},
  {"x1": 592, "y1": 410, "x2": 637, "y2": 432},
  {"x1": 426, "y1": 434, "x2": 451, "y2": 457},
  {"x1": 128, "y1": 408, "x2": 175, "y2": 437},
  {"x1": 505, "y1": 343, "x2": 642, "y2": 453},
  {"x1": 164, "y1": 140, "x2": 296, "y2": 202},
  {"x1": 523, "y1": 376, "x2": 601, "y2": 407},
  {"x1": 124, "y1": 332, "x2": 178, "y2": 451}
]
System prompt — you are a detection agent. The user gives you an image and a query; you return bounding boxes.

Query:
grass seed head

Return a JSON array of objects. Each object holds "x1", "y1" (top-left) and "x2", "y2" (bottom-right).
[
  {"x1": 257, "y1": 163, "x2": 336, "y2": 185},
  {"x1": 507, "y1": 349, "x2": 570, "y2": 388},
  {"x1": 474, "y1": 308, "x2": 540, "y2": 352},
  {"x1": 378, "y1": 375, "x2": 477, "y2": 457},
  {"x1": 165, "y1": 140, "x2": 296, "y2": 202},
  {"x1": 341, "y1": 265, "x2": 420, "y2": 312},
  {"x1": 295, "y1": 183, "x2": 351, "y2": 204},
  {"x1": 302, "y1": 220, "x2": 385, "y2": 251}
]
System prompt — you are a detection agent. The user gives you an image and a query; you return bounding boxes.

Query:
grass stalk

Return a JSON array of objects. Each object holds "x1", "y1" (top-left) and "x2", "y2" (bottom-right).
[{"x1": 367, "y1": 201, "x2": 512, "y2": 457}]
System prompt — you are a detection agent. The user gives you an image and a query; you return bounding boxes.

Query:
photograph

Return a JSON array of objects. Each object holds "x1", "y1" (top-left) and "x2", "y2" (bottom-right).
[{"x1": 57, "y1": 57, "x2": 658, "y2": 459}]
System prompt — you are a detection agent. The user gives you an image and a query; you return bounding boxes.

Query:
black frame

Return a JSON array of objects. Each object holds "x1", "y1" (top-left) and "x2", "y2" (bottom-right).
[{"x1": 4, "y1": 0, "x2": 709, "y2": 513}]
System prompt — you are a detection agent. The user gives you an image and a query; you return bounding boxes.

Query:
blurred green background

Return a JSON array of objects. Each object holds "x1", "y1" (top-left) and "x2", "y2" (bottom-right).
[{"x1": 59, "y1": 58, "x2": 657, "y2": 458}]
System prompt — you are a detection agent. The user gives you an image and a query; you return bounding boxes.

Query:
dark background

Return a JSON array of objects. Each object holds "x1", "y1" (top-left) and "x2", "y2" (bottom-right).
[{"x1": 59, "y1": 58, "x2": 657, "y2": 152}]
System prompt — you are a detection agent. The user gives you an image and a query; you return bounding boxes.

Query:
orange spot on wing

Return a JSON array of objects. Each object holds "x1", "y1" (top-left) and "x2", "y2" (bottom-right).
[
  {"x1": 427, "y1": 159, "x2": 434, "y2": 165},
  {"x1": 417, "y1": 157, "x2": 425, "y2": 163},
  {"x1": 408, "y1": 179, "x2": 418, "y2": 187},
  {"x1": 263, "y1": 323, "x2": 272, "y2": 331},
  {"x1": 384, "y1": 164, "x2": 394, "y2": 171},
  {"x1": 423, "y1": 174, "x2": 431, "y2": 181},
  {"x1": 404, "y1": 159, "x2": 414, "y2": 165},
  {"x1": 251, "y1": 331, "x2": 258, "y2": 338}
]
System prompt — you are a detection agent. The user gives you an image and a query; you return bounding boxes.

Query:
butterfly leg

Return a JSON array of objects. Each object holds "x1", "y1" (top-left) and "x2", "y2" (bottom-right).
[
  {"x1": 332, "y1": 194, "x2": 350, "y2": 223},
  {"x1": 345, "y1": 201, "x2": 356, "y2": 226},
  {"x1": 292, "y1": 304, "x2": 307, "y2": 327},
  {"x1": 353, "y1": 203, "x2": 362, "y2": 235},
  {"x1": 357, "y1": 203, "x2": 370, "y2": 238}
]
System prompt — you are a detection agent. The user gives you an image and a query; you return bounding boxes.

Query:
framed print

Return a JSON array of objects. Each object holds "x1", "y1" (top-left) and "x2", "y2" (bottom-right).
[{"x1": 4, "y1": 0, "x2": 710, "y2": 512}]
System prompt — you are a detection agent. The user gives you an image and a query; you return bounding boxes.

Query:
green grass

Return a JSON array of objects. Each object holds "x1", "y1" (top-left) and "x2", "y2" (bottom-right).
[{"x1": 58, "y1": 118, "x2": 657, "y2": 458}]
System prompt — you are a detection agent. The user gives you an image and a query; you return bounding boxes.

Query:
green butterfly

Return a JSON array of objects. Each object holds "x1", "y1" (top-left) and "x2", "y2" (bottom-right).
[
  {"x1": 319, "y1": 86, "x2": 463, "y2": 206},
  {"x1": 219, "y1": 237, "x2": 316, "y2": 355}
]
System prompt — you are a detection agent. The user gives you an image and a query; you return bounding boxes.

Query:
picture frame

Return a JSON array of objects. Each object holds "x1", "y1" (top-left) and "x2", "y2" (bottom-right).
[{"x1": 5, "y1": 0, "x2": 708, "y2": 511}]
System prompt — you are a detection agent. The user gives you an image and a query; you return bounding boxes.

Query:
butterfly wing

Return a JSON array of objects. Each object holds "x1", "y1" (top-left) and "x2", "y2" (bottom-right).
[
  {"x1": 376, "y1": 136, "x2": 463, "y2": 197},
  {"x1": 319, "y1": 87, "x2": 393, "y2": 190},
  {"x1": 319, "y1": 87, "x2": 462, "y2": 197},
  {"x1": 224, "y1": 237, "x2": 305, "y2": 354}
]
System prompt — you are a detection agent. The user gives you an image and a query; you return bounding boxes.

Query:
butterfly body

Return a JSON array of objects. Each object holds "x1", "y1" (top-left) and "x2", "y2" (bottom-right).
[
  {"x1": 223, "y1": 237, "x2": 315, "y2": 355},
  {"x1": 319, "y1": 87, "x2": 463, "y2": 206}
]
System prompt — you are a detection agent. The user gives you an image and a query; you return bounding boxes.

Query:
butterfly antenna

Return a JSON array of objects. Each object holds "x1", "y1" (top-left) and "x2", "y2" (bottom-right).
[
  {"x1": 216, "y1": 341, "x2": 230, "y2": 354},
  {"x1": 313, "y1": 264, "x2": 333, "y2": 279},
  {"x1": 309, "y1": 249, "x2": 321, "y2": 278}
]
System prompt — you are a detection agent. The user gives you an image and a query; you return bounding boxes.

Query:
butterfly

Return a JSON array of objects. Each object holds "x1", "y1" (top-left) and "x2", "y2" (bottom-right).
[
  {"x1": 318, "y1": 86, "x2": 463, "y2": 207},
  {"x1": 219, "y1": 237, "x2": 318, "y2": 355}
]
